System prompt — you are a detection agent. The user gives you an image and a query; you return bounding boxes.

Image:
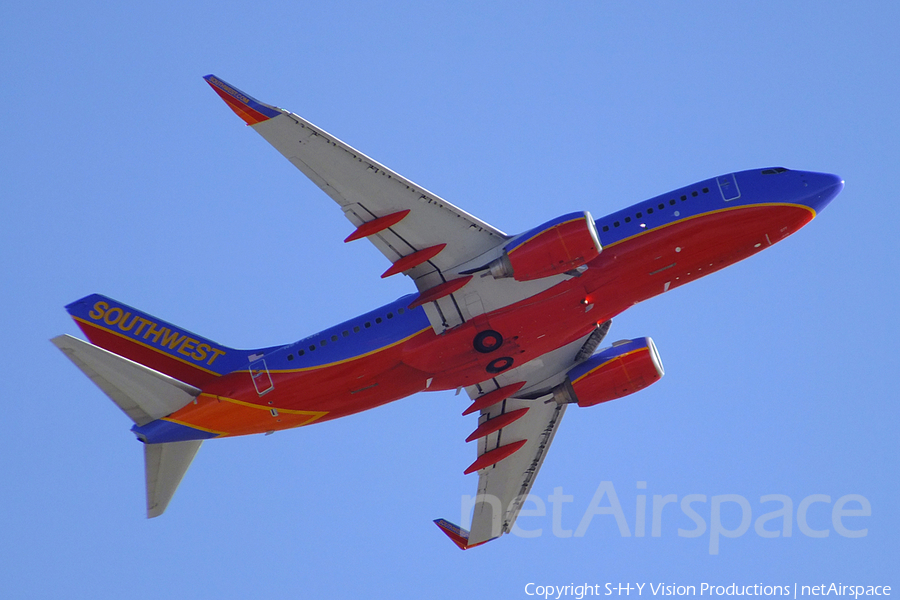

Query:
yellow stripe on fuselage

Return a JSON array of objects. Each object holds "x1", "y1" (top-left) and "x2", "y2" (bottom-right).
[
  {"x1": 207, "y1": 392, "x2": 327, "y2": 420},
  {"x1": 266, "y1": 326, "x2": 433, "y2": 374},
  {"x1": 164, "y1": 393, "x2": 328, "y2": 438},
  {"x1": 602, "y1": 202, "x2": 816, "y2": 250},
  {"x1": 160, "y1": 417, "x2": 229, "y2": 437}
]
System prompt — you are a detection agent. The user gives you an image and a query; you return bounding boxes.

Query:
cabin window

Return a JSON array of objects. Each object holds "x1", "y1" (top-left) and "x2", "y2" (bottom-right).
[
  {"x1": 625, "y1": 216, "x2": 631, "y2": 223},
  {"x1": 309, "y1": 345, "x2": 316, "y2": 351},
  {"x1": 614, "y1": 221, "x2": 620, "y2": 227},
  {"x1": 299, "y1": 350, "x2": 305, "y2": 356},
  {"x1": 647, "y1": 208, "x2": 654, "y2": 214},
  {"x1": 288, "y1": 354, "x2": 294, "y2": 361},
  {"x1": 375, "y1": 317, "x2": 382, "y2": 324},
  {"x1": 397, "y1": 308, "x2": 405, "y2": 314},
  {"x1": 342, "y1": 330, "x2": 350, "y2": 337},
  {"x1": 331, "y1": 335, "x2": 338, "y2": 342},
  {"x1": 636, "y1": 212, "x2": 642, "y2": 218},
  {"x1": 669, "y1": 199, "x2": 676, "y2": 205},
  {"x1": 692, "y1": 191, "x2": 698, "y2": 197},
  {"x1": 365, "y1": 322, "x2": 371, "y2": 328},
  {"x1": 387, "y1": 312, "x2": 394, "y2": 319},
  {"x1": 703, "y1": 187, "x2": 709, "y2": 193},
  {"x1": 353, "y1": 325, "x2": 361, "y2": 333}
]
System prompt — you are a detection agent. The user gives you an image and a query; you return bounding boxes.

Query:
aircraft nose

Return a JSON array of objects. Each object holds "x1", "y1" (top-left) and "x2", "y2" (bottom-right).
[{"x1": 802, "y1": 171, "x2": 844, "y2": 214}]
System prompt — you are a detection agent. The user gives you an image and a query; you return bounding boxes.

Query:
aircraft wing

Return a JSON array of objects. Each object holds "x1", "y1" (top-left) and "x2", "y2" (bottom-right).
[
  {"x1": 205, "y1": 75, "x2": 578, "y2": 332},
  {"x1": 204, "y1": 75, "x2": 507, "y2": 281},
  {"x1": 463, "y1": 394, "x2": 567, "y2": 547},
  {"x1": 436, "y1": 323, "x2": 611, "y2": 548}
]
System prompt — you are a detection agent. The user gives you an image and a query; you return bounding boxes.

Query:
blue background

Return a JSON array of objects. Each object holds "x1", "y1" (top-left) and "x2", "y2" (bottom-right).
[{"x1": 2, "y1": 2, "x2": 897, "y2": 597}]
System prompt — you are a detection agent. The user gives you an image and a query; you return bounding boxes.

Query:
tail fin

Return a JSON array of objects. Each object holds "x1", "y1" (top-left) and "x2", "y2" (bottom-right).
[
  {"x1": 52, "y1": 334, "x2": 206, "y2": 517},
  {"x1": 64, "y1": 293, "x2": 244, "y2": 388},
  {"x1": 57, "y1": 294, "x2": 280, "y2": 517}
]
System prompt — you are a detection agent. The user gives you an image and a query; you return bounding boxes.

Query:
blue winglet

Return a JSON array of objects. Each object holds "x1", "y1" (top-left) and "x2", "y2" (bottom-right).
[{"x1": 204, "y1": 74, "x2": 281, "y2": 125}]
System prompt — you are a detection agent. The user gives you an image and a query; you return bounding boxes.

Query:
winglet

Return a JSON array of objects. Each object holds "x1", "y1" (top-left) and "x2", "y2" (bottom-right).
[
  {"x1": 434, "y1": 519, "x2": 472, "y2": 550},
  {"x1": 203, "y1": 74, "x2": 282, "y2": 125},
  {"x1": 433, "y1": 518, "x2": 493, "y2": 550}
]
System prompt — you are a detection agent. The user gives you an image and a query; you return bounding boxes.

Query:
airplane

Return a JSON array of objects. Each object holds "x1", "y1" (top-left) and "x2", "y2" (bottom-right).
[{"x1": 52, "y1": 74, "x2": 844, "y2": 550}]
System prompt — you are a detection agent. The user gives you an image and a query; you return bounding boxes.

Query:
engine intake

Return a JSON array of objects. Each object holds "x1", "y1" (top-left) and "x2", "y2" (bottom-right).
[
  {"x1": 487, "y1": 211, "x2": 601, "y2": 281},
  {"x1": 552, "y1": 337, "x2": 664, "y2": 407}
]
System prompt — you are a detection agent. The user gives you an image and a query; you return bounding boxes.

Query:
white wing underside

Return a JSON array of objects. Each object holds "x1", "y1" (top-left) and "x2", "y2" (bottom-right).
[
  {"x1": 462, "y1": 331, "x2": 599, "y2": 545},
  {"x1": 249, "y1": 111, "x2": 568, "y2": 332},
  {"x1": 204, "y1": 77, "x2": 602, "y2": 546},
  {"x1": 244, "y1": 97, "x2": 590, "y2": 545}
]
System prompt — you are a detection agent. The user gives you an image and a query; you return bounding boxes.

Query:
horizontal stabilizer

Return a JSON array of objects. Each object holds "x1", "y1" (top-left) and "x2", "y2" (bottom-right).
[
  {"x1": 51, "y1": 334, "x2": 199, "y2": 426},
  {"x1": 145, "y1": 440, "x2": 202, "y2": 518}
]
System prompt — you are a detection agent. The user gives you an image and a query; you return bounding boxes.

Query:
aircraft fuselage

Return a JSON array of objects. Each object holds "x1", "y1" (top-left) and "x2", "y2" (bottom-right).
[{"x1": 116, "y1": 168, "x2": 841, "y2": 442}]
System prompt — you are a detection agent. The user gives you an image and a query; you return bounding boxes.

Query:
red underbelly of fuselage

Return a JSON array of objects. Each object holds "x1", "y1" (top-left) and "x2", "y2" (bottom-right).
[{"x1": 171, "y1": 203, "x2": 813, "y2": 437}]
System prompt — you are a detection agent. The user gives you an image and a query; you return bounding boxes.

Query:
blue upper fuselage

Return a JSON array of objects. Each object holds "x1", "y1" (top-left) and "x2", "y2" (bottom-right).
[
  {"x1": 260, "y1": 168, "x2": 843, "y2": 373},
  {"x1": 131, "y1": 167, "x2": 843, "y2": 444},
  {"x1": 260, "y1": 294, "x2": 432, "y2": 372},
  {"x1": 593, "y1": 168, "x2": 842, "y2": 248}
]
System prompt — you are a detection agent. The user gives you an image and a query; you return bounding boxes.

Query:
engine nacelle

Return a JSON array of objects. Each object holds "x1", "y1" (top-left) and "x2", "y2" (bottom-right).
[
  {"x1": 487, "y1": 211, "x2": 601, "y2": 281},
  {"x1": 553, "y1": 337, "x2": 664, "y2": 407}
]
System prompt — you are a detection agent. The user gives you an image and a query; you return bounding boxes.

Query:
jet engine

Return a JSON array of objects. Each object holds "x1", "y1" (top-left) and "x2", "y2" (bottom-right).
[
  {"x1": 485, "y1": 211, "x2": 601, "y2": 281},
  {"x1": 552, "y1": 337, "x2": 664, "y2": 407}
]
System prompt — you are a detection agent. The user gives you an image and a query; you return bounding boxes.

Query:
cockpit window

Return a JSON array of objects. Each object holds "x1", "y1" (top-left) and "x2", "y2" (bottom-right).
[{"x1": 761, "y1": 167, "x2": 789, "y2": 174}]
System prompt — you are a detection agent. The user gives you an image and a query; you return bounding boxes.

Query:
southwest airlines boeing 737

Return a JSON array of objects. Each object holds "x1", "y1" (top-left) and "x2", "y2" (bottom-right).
[{"x1": 53, "y1": 75, "x2": 843, "y2": 549}]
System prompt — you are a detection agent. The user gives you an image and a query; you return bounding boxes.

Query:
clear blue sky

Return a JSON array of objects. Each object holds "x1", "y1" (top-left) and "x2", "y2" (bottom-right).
[{"x1": 2, "y1": 2, "x2": 897, "y2": 598}]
